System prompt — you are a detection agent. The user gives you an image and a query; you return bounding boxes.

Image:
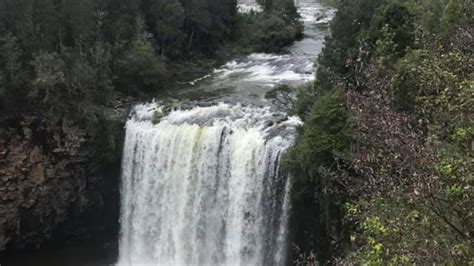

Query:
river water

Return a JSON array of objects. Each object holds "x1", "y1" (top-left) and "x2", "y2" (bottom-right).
[
  {"x1": 0, "y1": 1, "x2": 334, "y2": 265},
  {"x1": 117, "y1": 1, "x2": 334, "y2": 265},
  {"x1": 158, "y1": 0, "x2": 334, "y2": 107}
]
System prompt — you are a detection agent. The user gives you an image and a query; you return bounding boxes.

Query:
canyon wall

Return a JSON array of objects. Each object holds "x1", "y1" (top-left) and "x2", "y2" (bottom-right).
[{"x1": 0, "y1": 114, "x2": 124, "y2": 254}]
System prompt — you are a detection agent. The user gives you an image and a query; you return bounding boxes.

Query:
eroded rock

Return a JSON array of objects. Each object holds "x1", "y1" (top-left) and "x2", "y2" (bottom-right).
[{"x1": 0, "y1": 115, "x2": 123, "y2": 254}]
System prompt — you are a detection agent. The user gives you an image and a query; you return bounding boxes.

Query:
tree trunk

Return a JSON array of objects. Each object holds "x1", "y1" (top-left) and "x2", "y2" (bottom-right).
[
  {"x1": 161, "y1": 39, "x2": 166, "y2": 60},
  {"x1": 187, "y1": 30, "x2": 195, "y2": 52}
]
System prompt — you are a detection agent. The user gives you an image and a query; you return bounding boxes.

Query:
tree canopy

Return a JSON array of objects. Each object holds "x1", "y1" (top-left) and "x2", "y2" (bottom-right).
[
  {"x1": 0, "y1": 0, "x2": 241, "y2": 117},
  {"x1": 287, "y1": 0, "x2": 473, "y2": 264}
]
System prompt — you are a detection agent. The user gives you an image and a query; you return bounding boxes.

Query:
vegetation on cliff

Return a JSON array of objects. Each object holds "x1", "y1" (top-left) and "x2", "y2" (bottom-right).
[
  {"x1": 0, "y1": 0, "x2": 238, "y2": 117},
  {"x1": 287, "y1": 0, "x2": 473, "y2": 264}
]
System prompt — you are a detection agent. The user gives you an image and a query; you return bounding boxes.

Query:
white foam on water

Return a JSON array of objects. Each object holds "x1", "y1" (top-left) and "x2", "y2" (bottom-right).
[
  {"x1": 212, "y1": 53, "x2": 314, "y2": 87},
  {"x1": 237, "y1": 0, "x2": 263, "y2": 13},
  {"x1": 238, "y1": 3, "x2": 263, "y2": 13},
  {"x1": 299, "y1": 2, "x2": 336, "y2": 24},
  {"x1": 118, "y1": 103, "x2": 301, "y2": 266}
]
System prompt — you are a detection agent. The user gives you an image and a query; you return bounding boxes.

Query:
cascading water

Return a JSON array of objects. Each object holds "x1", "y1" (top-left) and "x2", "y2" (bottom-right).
[
  {"x1": 118, "y1": 103, "x2": 301, "y2": 265},
  {"x1": 118, "y1": 1, "x2": 335, "y2": 265}
]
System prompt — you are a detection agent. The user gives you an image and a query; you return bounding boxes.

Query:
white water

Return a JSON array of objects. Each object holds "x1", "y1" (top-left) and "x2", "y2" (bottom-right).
[
  {"x1": 118, "y1": 104, "x2": 301, "y2": 265},
  {"x1": 168, "y1": 0, "x2": 335, "y2": 105},
  {"x1": 118, "y1": 1, "x2": 335, "y2": 265},
  {"x1": 213, "y1": 53, "x2": 315, "y2": 86}
]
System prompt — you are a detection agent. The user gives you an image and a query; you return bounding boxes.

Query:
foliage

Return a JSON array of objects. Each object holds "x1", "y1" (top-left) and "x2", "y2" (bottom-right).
[
  {"x1": 285, "y1": 88, "x2": 353, "y2": 263},
  {"x1": 291, "y1": 83, "x2": 316, "y2": 117},
  {"x1": 442, "y1": 0, "x2": 474, "y2": 29},
  {"x1": 30, "y1": 51, "x2": 67, "y2": 105},
  {"x1": 117, "y1": 19, "x2": 166, "y2": 95},
  {"x1": 148, "y1": 0, "x2": 186, "y2": 57},
  {"x1": 371, "y1": 3, "x2": 415, "y2": 57},
  {"x1": 93, "y1": 117, "x2": 124, "y2": 171},
  {"x1": 287, "y1": 89, "x2": 351, "y2": 169},
  {"x1": 235, "y1": 0, "x2": 302, "y2": 53},
  {"x1": 0, "y1": 0, "x2": 303, "y2": 119},
  {"x1": 0, "y1": 33, "x2": 26, "y2": 110},
  {"x1": 264, "y1": 84, "x2": 296, "y2": 112},
  {"x1": 288, "y1": 0, "x2": 473, "y2": 264}
]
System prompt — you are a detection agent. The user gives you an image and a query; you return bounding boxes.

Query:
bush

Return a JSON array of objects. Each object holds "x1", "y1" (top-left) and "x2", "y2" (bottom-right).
[
  {"x1": 117, "y1": 28, "x2": 166, "y2": 95},
  {"x1": 285, "y1": 88, "x2": 352, "y2": 183},
  {"x1": 289, "y1": 0, "x2": 473, "y2": 264},
  {"x1": 0, "y1": 33, "x2": 27, "y2": 111},
  {"x1": 390, "y1": 49, "x2": 425, "y2": 112},
  {"x1": 285, "y1": 88, "x2": 353, "y2": 262},
  {"x1": 30, "y1": 51, "x2": 67, "y2": 105},
  {"x1": 372, "y1": 3, "x2": 415, "y2": 57},
  {"x1": 235, "y1": 0, "x2": 303, "y2": 53}
]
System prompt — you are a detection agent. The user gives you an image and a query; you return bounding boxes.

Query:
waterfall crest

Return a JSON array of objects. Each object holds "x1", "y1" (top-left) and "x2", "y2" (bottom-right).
[{"x1": 118, "y1": 103, "x2": 301, "y2": 265}]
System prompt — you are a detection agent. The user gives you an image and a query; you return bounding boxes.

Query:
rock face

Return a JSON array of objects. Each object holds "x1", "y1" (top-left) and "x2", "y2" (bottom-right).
[{"x1": 0, "y1": 115, "x2": 123, "y2": 254}]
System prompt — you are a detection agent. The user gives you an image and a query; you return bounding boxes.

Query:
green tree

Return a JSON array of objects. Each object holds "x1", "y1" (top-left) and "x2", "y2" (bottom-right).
[
  {"x1": 257, "y1": 0, "x2": 273, "y2": 11},
  {"x1": 206, "y1": 0, "x2": 237, "y2": 41},
  {"x1": 0, "y1": 33, "x2": 26, "y2": 111},
  {"x1": 289, "y1": 0, "x2": 473, "y2": 264},
  {"x1": 286, "y1": 88, "x2": 352, "y2": 262},
  {"x1": 372, "y1": 3, "x2": 415, "y2": 57},
  {"x1": 148, "y1": 0, "x2": 186, "y2": 57},
  {"x1": 442, "y1": 0, "x2": 473, "y2": 28},
  {"x1": 102, "y1": 0, "x2": 142, "y2": 42},
  {"x1": 117, "y1": 18, "x2": 166, "y2": 94},
  {"x1": 30, "y1": 51, "x2": 66, "y2": 105}
]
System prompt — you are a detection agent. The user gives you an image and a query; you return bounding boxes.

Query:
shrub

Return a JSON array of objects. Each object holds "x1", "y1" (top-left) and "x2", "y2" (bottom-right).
[{"x1": 117, "y1": 25, "x2": 166, "y2": 95}]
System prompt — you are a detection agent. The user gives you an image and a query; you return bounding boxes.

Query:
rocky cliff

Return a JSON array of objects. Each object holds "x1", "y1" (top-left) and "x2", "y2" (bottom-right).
[{"x1": 0, "y1": 114, "x2": 124, "y2": 254}]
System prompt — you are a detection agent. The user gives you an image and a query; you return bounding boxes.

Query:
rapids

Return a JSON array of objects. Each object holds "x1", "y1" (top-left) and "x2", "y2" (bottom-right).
[{"x1": 157, "y1": 0, "x2": 335, "y2": 106}]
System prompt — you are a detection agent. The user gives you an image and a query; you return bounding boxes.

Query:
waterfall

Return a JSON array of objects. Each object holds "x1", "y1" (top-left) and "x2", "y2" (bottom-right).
[{"x1": 118, "y1": 103, "x2": 301, "y2": 265}]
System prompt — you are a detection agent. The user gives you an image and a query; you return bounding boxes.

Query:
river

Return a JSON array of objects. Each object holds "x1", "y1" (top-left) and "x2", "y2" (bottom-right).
[{"x1": 158, "y1": 0, "x2": 334, "y2": 107}]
